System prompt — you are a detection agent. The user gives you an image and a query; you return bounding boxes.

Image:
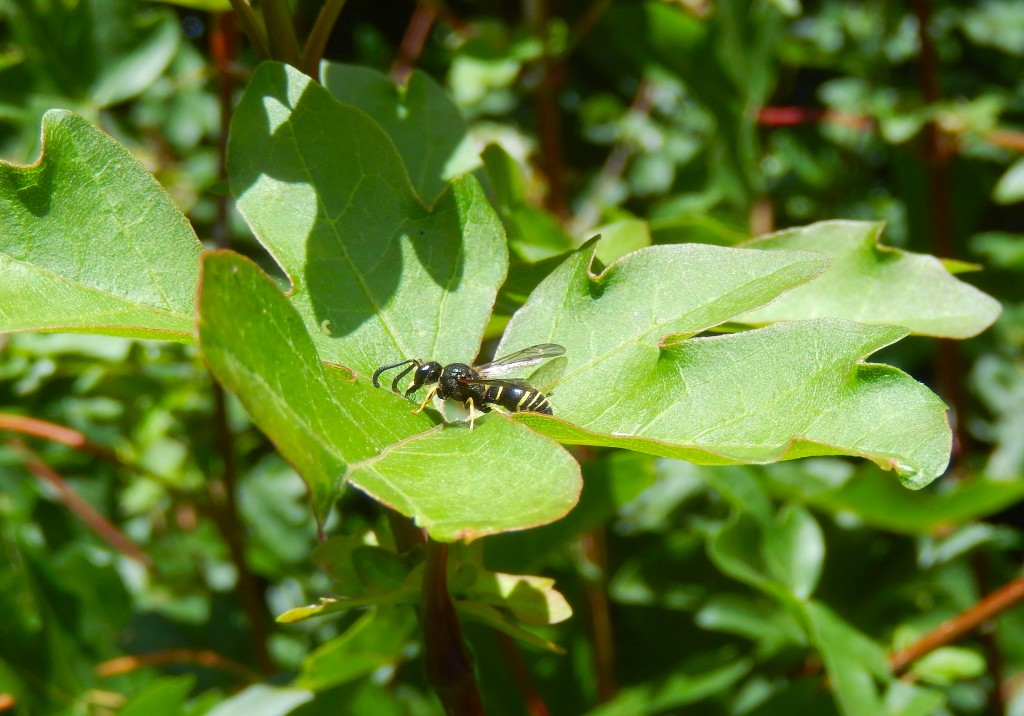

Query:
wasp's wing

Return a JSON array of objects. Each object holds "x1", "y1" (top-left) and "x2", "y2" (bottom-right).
[
  {"x1": 459, "y1": 377, "x2": 540, "y2": 389},
  {"x1": 475, "y1": 343, "x2": 566, "y2": 378}
]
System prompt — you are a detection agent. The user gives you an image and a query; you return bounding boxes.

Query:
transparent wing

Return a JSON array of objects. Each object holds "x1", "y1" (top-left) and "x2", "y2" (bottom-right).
[
  {"x1": 459, "y1": 377, "x2": 539, "y2": 389},
  {"x1": 475, "y1": 343, "x2": 566, "y2": 378}
]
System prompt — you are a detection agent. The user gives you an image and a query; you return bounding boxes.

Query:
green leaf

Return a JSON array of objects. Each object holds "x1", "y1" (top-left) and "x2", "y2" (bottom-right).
[
  {"x1": 882, "y1": 681, "x2": 945, "y2": 716},
  {"x1": 695, "y1": 595, "x2": 806, "y2": 652},
  {"x1": 762, "y1": 505, "x2": 824, "y2": 601},
  {"x1": 296, "y1": 608, "x2": 417, "y2": 691},
  {"x1": 708, "y1": 513, "x2": 783, "y2": 599},
  {"x1": 4, "y1": 0, "x2": 179, "y2": 107},
  {"x1": 501, "y1": 241, "x2": 951, "y2": 486},
  {"x1": 0, "y1": 110, "x2": 202, "y2": 341},
  {"x1": 589, "y1": 219, "x2": 653, "y2": 267},
  {"x1": 993, "y1": 156, "x2": 1024, "y2": 204},
  {"x1": 480, "y1": 143, "x2": 574, "y2": 262},
  {"x1": 764, "y1": 462, "x2": 1024, "y2": 535},
  {"x1": 198, "y1": 251, "x2": 581, "y2": 540},
  {"x1": 321, "y1": 62, "x2": 478, "y2": 205},
  {"x1": 584, "y1": 659, "x2": 753, "y2": 715},
  {"x1": 466, "y1": 572, "x2": 572, "y2": 625},
  {"x1": 739, "y1": 221, "x2": 1001, "y2": 339},
  {"x1": 804, "y1": 602, "x2": 889, "y2": 716},
  {"x1": 228, "y1": 62, "x2": 506, "y2": 376},
  {"x1": 120, "y1": 676, "x2": 196, "y2": 716},
  {"x1": 454, "y1": 601, "x2": 565, "y2": 653},
  {"x1": 205, "y1": 685, "x2": 314, "y2": 716},
  {"x1": 910, "y1": 647, "x2": 986, "y2": 686}
]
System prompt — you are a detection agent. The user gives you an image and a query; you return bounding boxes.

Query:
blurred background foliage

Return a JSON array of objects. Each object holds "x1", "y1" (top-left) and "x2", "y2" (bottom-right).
[{"x1": 2, "y1": 0, "x2": 1024, "y2": 714}]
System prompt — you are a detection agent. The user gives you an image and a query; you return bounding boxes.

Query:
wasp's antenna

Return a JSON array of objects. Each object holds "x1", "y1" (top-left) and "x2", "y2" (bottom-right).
[{"x1": 372, "y1": 359, "x2": 418, "y2": 389}]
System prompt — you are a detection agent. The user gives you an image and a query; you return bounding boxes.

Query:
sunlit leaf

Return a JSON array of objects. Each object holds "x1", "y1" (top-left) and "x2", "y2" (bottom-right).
[
  {"x1": 502, "y1": 240, "x2": 951, "y2": 486},
  {"x1": 739, "y1": 221, "x2": 1001, "y2": 338},
  {"x1": 198, "y1": 251, "x2": 581, "y2": 540},
  {"x1": 321, "y1": 62, "x2": 478, "y2": 205},
  {"x1": 228, "y1": 62, "x2": 505, "y2": 376},
  {"x1": 0, "y1": 111, "x2": 201, "y2": 341}
]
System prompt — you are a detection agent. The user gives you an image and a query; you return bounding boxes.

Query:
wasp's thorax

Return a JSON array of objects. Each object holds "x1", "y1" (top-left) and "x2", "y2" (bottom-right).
[{"x1": 438, "y1": 363, "x2": 476, "y2": 401}]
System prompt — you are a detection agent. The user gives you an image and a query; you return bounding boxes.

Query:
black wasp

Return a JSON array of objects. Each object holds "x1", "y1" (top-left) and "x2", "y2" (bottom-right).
[{"x1": 372, "y1": 343, "x2": 566, "y2": 429}]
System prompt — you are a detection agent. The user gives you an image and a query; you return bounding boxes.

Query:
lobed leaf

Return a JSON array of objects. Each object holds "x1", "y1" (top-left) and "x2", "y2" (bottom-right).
[
  {"x1": 228, "y1": 62, "x2": 506, "y2": 376},
  {"x1": 0, "y1": 110, "x2": 201, "y2": 341},
  {"x1": 321, "y1": 62, "x2": 478, "y2": 205},
  {"x1": 501, "y1": 240, "x2": 951, "y2": 486},
  {"x1": 198, "y1": 251, "x2": 581, "y2": 540},
  {"x1": 738, "y1": 221, "x2": 1001, "y2": 338}
]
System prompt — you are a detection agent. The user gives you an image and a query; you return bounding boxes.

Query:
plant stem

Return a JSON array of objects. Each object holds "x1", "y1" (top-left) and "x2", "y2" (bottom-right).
[
  {"x1": 12, "y1": 439, "x2": 152, "y2": 567},
  {"x1": 889, "y1": 574, "x2": 1024, "y2": 674},
  {"x1": 524, "y1": 0, "x2": 568, "y2": 220},
  {"x1": 390, "y1": 1, "x2": 438, "y2": 84},
  {"x1": 580, "y1": 528, "x2": 616, "y2": 702},
  {"x1": 262, "y1": 0, "x2": 302, "y2": 68},
  {"x1": 227, "y1": 0, "x2": 271, "y2": 59},
  {"x1": 210, "y1": 11, "x2": 237, "y2": 250},
  {"x1": 301, "y1": 0, "x2": 349, "y2": 82},
  {"x1": 423, "y1": 539, "x2": 485, "y2": 715},
  {"x1": 209, "y1": 382, "x2": 275, "y2": 675}
]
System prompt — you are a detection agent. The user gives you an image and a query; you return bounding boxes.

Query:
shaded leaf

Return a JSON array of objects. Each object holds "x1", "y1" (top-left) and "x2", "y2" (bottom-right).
[
  {"x1": 804, "y1": 602, "x2": 889, "y2": 716},
  {"x1": 4, "y1": 0, "x2": 179, "y2": 107},
  {"x1": 296, "y1": 608, "x2": 417, "y2": 691},
  {"x1": 321, "y1": 62, "x2": 478, "y2": 205},
  {"x1": 762, "y1": 505, "x2": 824, "y2": 601},
  {"x1": 585, "y1": 659, "x2": 753, "y2": 715},
  {"x1": 455, "y1": 601, "x2": 565, "y2": 653},
  {"x1": 0, "y1": 110, "x2": 201, "y2": 341},
  {"x1": 765, "y1": 464, "x2": 1024, "y2": 535},
  {"x1": 228, "y1": 62, "x2": 506, "y2": 376},
  {"x1": 739, "y1": 221, "x2": 1000, "y2": 338},
  {"x1": 120, "y1": 676, "x2": 196, "y2": 716}
]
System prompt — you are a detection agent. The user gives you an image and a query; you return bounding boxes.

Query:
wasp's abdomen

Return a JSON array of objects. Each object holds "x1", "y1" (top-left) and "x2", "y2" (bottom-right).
[{"x1": 480, "y1": 383, "x2": 553, "y2": 415}]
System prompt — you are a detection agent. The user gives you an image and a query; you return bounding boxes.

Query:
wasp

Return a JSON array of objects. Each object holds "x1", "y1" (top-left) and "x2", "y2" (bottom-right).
[{"x1": 372, "y1": 343, "x2": 566, "y2": 429}]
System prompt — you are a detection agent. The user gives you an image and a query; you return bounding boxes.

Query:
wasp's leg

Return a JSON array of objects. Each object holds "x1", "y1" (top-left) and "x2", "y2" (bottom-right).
[
  {"x1": 413, "y1": 386, "x2": 438, "y2": 414},
  {"x1": 466, "y1": 396, "x2": 478, "y2": 431}
]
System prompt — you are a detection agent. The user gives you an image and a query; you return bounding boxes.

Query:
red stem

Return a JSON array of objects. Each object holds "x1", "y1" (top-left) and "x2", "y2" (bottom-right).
[
  {"x1": 423, "y1": 540, "x2": 485, "y2": 715},
  {"x1": 11, "y1": 439, "x2": 151, "y2": 566},
  {"x1": 889, "y1": 574, "x2": 1024, "y2": 674},
  {"x1": 391, "y1": 2, "x2": 439, "y2": 84}
]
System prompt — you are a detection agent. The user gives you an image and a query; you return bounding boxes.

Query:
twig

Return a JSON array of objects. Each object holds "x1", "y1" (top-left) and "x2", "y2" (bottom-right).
[
  {"x1": 96, "y1": 647, "x2": 262, "y2": 683},
  {"x1": 391, "y1": 2, "x2": 439, "y2": 85},
  {"x1": 0, "y1": 414, "x2": 120, "y2": 462},
  {"x1": 423, "y1": 539, "x2": 485, "y2": 715},
  {"x1": 261, "y1": 0, "x2": 302, "y2": 68},
  {"x1": 210, "y1": 11, "x2": 237, "y2": 249},
  {"x1": 524, "y1": 0, "x2": 568, "y2": 220},
  {"x1": 495, "y1": 628, "x2": 550, "y2": 715},
  {"x1": 207, "y1": 383, "x2": 275, "y2": 675},
  {"x1": 579, "y1": 528, "x2": 616, "y2": 702},
  {"x1": 302, "y1": 0, "x2": 349, "y2": 82},
  {"x1": 889, "y1": 574, "x2": 1024, "y2": 674},
  {"x1": 226, "y1": 0, "x2": 271, "y2": 59},
  {"x1": 10, "y1": 439, "x2": 152, "y2": 567}
]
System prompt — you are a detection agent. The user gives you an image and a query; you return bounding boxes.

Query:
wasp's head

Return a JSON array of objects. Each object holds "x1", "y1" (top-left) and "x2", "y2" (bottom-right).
[{"x1": 407, "y1": 361, "x2": 443, "y2": 395}]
